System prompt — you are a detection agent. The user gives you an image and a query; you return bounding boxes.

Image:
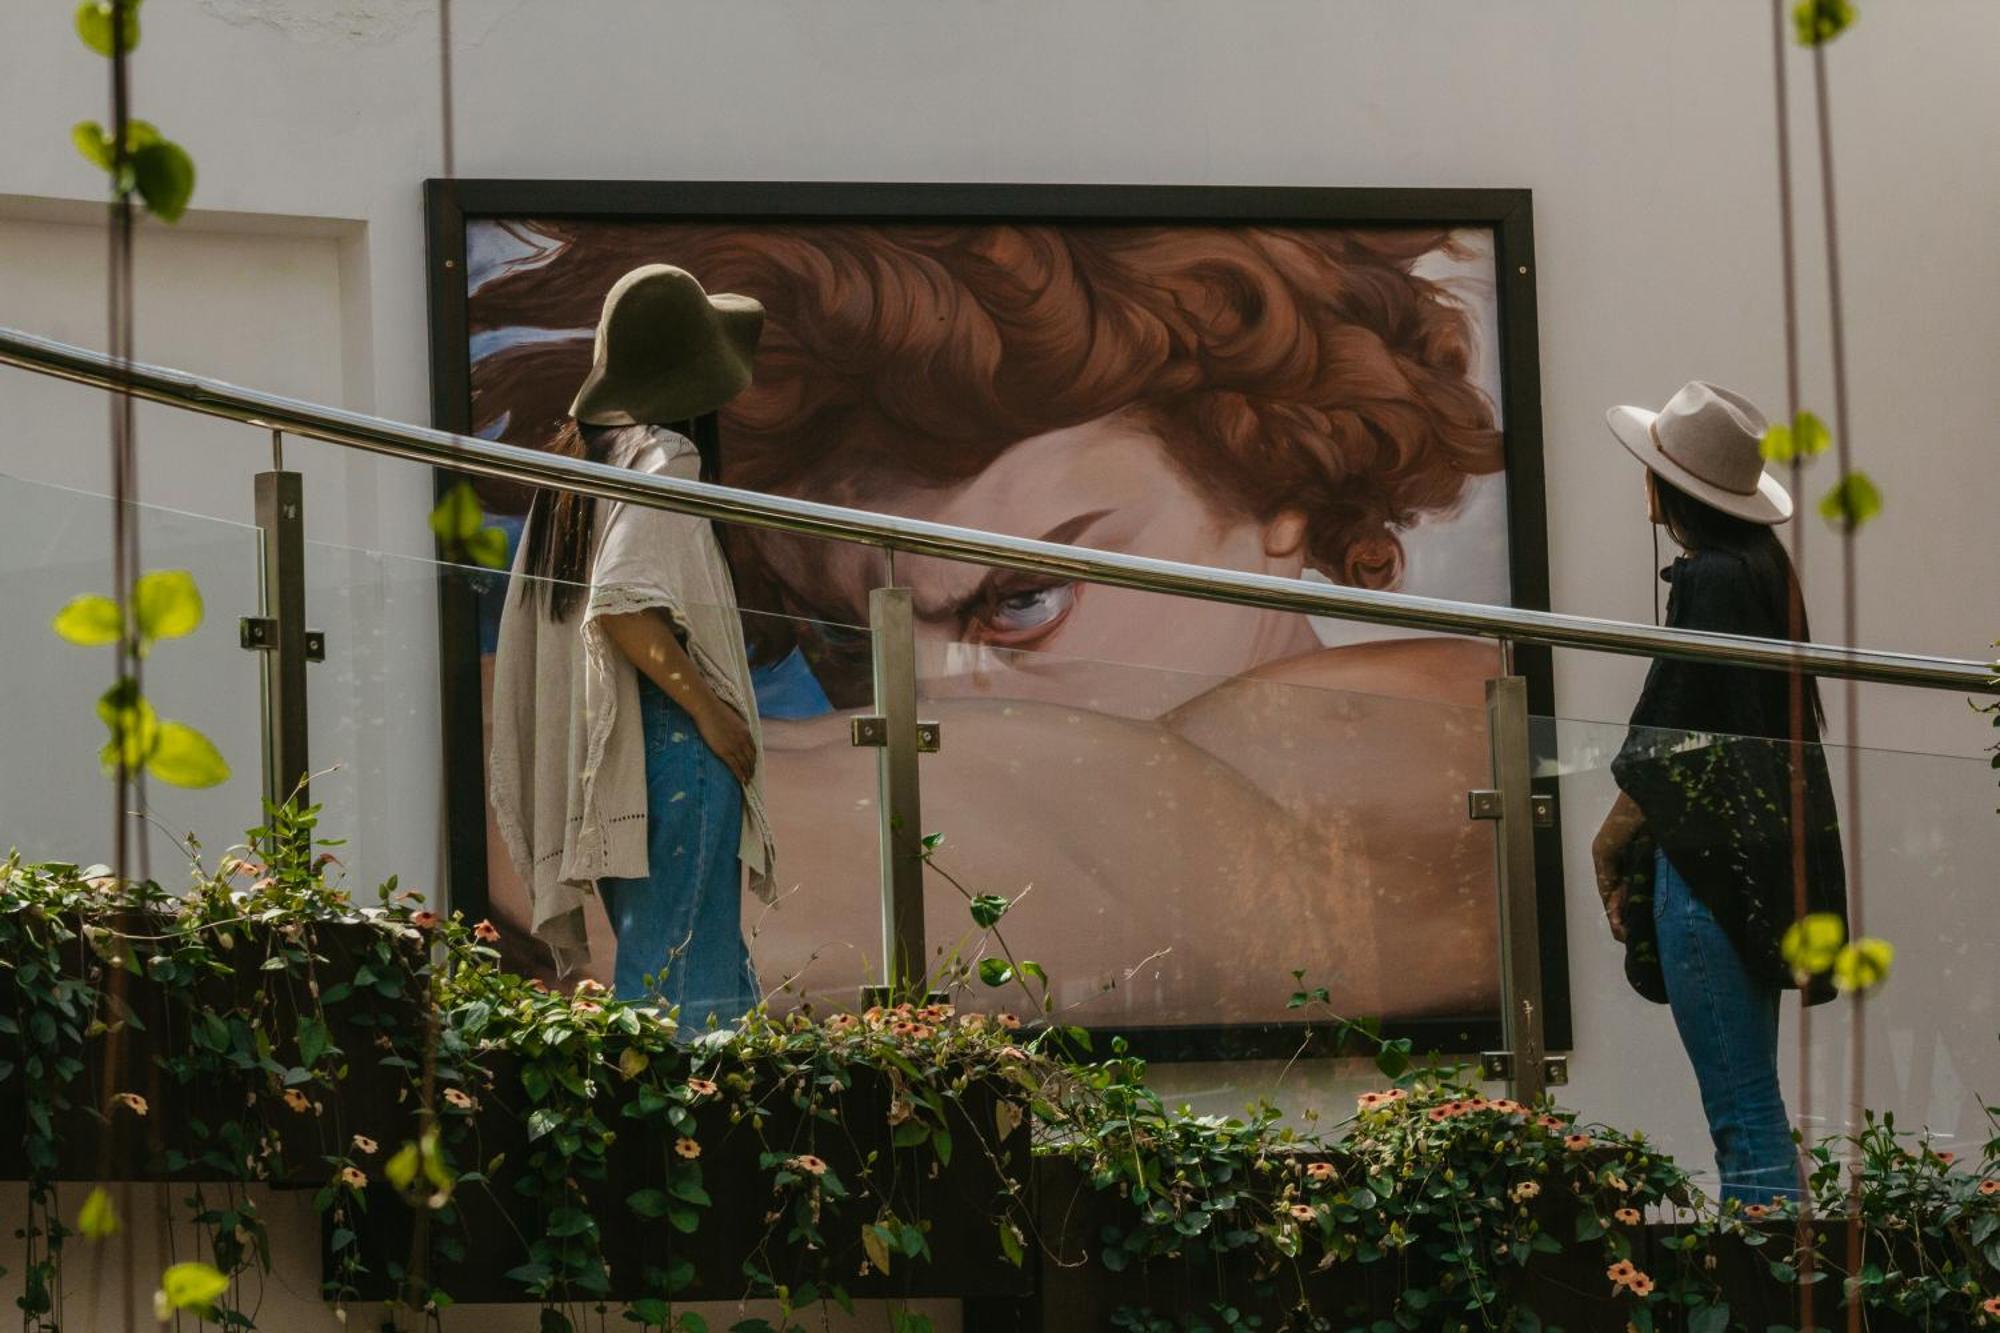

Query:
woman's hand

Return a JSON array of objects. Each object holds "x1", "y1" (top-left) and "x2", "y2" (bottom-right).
[
  {"x1": 691, "y1": 696, "x2": 758, "y2": 787},
  {"x1": 1592, "y1": 792, "x2": 1645, "y2": 943}
]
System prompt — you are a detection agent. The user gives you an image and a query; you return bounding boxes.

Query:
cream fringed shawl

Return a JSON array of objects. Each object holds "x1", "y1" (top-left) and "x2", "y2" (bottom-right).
[{"x1": 488, "y1": 424, "x2": 776, "y2": 976}]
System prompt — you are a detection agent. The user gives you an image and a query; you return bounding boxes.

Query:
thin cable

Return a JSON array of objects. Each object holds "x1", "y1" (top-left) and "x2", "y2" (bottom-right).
[
  {"x1": 1808, "y1": 35, "x2": 1870, "y2": 1333},
  {"x1": 1770, "y1": 6, "x2": 1817, "y2": 1329}
]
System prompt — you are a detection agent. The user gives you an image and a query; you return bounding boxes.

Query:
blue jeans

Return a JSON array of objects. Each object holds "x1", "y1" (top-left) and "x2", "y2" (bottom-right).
[
  {"x1": 598, "y1": 680, "x2": 759, "y2": 1031},
  {"x1": 1654, "y1": 850, "x2": 1800, "y2": 1203}
]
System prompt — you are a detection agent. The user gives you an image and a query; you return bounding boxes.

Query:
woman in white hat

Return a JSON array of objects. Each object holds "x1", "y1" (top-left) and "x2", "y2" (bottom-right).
[
  {"x1": 489, "y1": 265, "x2": 778, "y2": 1027},
  {"x1": 1591, "y1": 381, "x2": 1846, "y2": 1204}
]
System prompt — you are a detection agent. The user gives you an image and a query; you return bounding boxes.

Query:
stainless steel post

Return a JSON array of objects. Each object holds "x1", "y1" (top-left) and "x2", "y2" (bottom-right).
[
  {"x1": 252, "y1": 470, "x2": 310, "y2": 813},
  {"x1": 1485, "y1": 675, "x2": 1547, "y2": 1103},
  {"x1": 869, "y1": 587, "x2": 928, "y2": 993}
]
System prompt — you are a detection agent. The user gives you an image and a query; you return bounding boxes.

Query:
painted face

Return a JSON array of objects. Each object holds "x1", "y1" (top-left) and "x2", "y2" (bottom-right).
[{"x1": 785, "y1": 414, "x2": 1325, "y2": 714}]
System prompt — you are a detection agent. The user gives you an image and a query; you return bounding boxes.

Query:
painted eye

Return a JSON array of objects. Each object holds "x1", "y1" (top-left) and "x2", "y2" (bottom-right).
[{"x1": 981, "y1": 582, "x2": 1077, "y2": 643}]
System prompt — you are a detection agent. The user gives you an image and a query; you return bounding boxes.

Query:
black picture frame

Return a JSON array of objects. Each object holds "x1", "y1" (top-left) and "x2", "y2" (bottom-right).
[{"x1": 423, "y1": 179, "x2": 1571, "y2": 1063}]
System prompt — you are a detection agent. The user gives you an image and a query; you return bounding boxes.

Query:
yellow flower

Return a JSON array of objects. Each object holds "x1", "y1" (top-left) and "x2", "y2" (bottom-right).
[
  {"x1": 1606, "y1": 1259, "x2": 1638, "y2": 1288},
  {"x1": 1287, "y1": 1204, "x2": 1317, "y2": 1223},
  {"x1": 1977, "y1": 1179, "x2": 1999, "y2": 1197},
  {"x1": 1626, "y1": 1272, "x2": 1654, "y2": 1297},
  {"x1": 1614, "y1": 1207, "x2": 1642, "y2": 1226},
  {"x1": 1304, "y1": 1162, "x2": 1336, "y2": 1182},
  {"x1": 283, "y1": 1089, "x2": 312, "y2": 1113},
  {"x1": 1510, "y1": 1180, "x2": 1541, "y2": 1203},
  {"x1": 686, "y1": 1077, "x2": 719, "y2": 1098},
  {"x1": 442, "y1": 1087, "x2": 475, "y2": 1110},
  {"x1": 789, "y1": 1154, "x2": 828, "y2": 1177},
  {"x1": 1564, "y1": 1134, "x2": 1593, "y2": 1152},
  {"x1": 350, "y1": 1135, "x2": 378, "y2": 1155},
  {"x1": 111, "y1": 1092, "x2": 148, "y2": 1117},
  {"x1": 675, "y1": 1137, "x2": 701, "y2": 1160},
  {"x1": 996, "y1": 1013, "x2": 1021, "y2": 1031},
  {"x1": 339, "y1": 1166, "x2": 368, "y2": 1190}
]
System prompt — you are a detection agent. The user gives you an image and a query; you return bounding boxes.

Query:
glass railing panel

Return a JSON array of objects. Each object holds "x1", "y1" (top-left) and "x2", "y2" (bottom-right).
[
  {"x1": 0, "y1": 472, "x2": 263, "y2": 875},
  {"x1": 1538, "y1": 708, "x2": 1999, "y2": 1199},
  {"x1": 302, "y1": 533, "x2": 882, "y2": 1022},
  {"x1": 910, "y1": 630, "x2": 1508, "y2": 1056}
]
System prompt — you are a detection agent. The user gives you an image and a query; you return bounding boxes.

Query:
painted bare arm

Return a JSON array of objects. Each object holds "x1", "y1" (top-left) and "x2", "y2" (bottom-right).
[
  {"x1": 598, "y1": 610, "x2": 757, "y2": 784},
  {"x1": 1591, "y1": 790, "x2": 1646, "y2": 941}
]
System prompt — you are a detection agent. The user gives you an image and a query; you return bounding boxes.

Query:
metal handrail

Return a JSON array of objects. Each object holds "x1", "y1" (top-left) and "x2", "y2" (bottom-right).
[{"x1": 2, "y1": 324, "x2": 1991, "y2": 695}]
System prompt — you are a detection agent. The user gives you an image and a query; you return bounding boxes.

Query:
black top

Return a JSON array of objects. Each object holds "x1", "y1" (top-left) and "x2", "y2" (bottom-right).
[{"x1": 1610, "y1": 551, "x2": 1847, "y2": 1005}]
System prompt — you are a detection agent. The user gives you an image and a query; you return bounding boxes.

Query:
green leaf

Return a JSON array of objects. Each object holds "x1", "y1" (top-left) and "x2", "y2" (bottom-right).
[
  {"x1": 1832, "y1": 937, "x2": 1893, "y2": 993},
  {"x1": 463, "y1": 526, "x2": 509, "y2": 569},
  {"x1": 1780, "y1": 912, "x2": 1846, "y2": 978},
  {"x1": 385, "y1": 1141, "x2": 419, "y2": 1191},
  {"x1": 970, "y1": 895, "x2": 1009, "y2": 929},
  {"x1": 861, "y1": 1225, "x2": 892, "y2": 1275},
  {"x1": 296, "y1": 1017, "x2": 331, "y2": 1069},
  {"x1": 96, "y1": 681, "x2": 159, "y2": 773},
  {"x1": 431, "y1": 481, "x2": 487, "y2": 544},
  {"x1": 1818, "y1": 470, "x2": 1883, "y2": 531},
  {"x1": 133, "y1": 570, "x2": 202, "y2": 643},
  {"x1": 998, "y1": 1220, "x2": 1025, "y2": 1268},
  {"x1": 626, "y1": 1188, "x2": 670, "y2": 1219},
  {"x1": 75, "y1": 0, "x2": 141, "y2": 57},
  {"x1": 1688, "y1": 1303, "x2": 1731, "y2": 1333},
  {"x1": 131, "y1": 139, "x2": 195, "y2": 223},
  {"x1": 977, "y1": 958, "x2": 1013, "y2": 987},
  {"x1": 72, "y1": 121, "x2": 115, "y2": 170},
  {"x1": 157, "y1": 1261, "x2": 229, "y2": 1316},
  {"x1": 1793, "y1": 0, "x2": 1856, "y2": 47},
  {"x1": 53, "y1": 594, "x2": 123, "y2": 647},
  {"x1": 148, "y1": 721, "x2": 229, "y2": 788},
  {"x1": 1760, "y1": 411, "x2": 1832, "y2": 463},
  {"x1": 78, "y1": 1186, "x2": 119, "y2": 1240}
]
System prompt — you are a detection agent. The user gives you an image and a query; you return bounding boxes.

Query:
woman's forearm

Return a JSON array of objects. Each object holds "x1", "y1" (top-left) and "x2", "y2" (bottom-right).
[
  {"x1": 599, "y1": 609, "x2": 728, "y2": 720},
  {"x1": 1594, "y1": 790, "x2": 1645, "y2": 856}
]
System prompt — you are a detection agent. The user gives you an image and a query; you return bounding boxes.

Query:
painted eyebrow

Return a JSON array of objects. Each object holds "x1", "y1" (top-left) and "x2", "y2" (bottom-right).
[{"x1": 911, "y1": 510, "x2": 1114, "y2": 622}]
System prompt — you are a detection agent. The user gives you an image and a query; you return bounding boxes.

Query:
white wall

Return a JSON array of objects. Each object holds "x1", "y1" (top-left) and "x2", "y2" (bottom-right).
[{"x1": 2, "y1": 2, "x2": 1997, "y2": 1321}]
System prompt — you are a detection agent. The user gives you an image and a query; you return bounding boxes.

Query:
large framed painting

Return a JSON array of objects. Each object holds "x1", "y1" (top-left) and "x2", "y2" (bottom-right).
[{"x1": 424, "y1": 181, "x2": 1569, "y2": 1061}]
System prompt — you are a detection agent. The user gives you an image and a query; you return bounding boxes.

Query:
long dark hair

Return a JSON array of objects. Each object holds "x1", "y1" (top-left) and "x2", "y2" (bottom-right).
[
  {"x1": 522, "y1": 413, "x2": 723, "y2": 622},
  {"x1": 1654, "y1": 475, "x2": 1825, "y2": 732}
]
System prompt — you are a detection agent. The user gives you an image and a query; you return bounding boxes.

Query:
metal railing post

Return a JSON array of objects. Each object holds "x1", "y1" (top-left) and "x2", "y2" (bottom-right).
[
  {"x1": 867, "y1": 587, "x2": 928, "y2": 994},
  {"x1": 245, "y1": 461, "x2": 313, "y2": 816},
  {"x1": 1473, "y1": 676, "x2": 1550, "y2": 1104}
]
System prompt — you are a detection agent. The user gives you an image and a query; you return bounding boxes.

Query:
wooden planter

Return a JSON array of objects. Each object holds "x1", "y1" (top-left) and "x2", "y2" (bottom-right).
[
  {"x1": 334, "y1": 1060, "x2": 1035, "y2": 1305},
  {"x1": 0, "y1": 915, "x2": 428, "y2": 1188}
]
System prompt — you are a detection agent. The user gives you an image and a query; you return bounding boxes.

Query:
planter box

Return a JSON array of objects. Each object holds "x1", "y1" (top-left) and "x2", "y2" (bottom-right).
[
  {"x1": 333, "y1": 1061, "x2": 1035, "y2": 1305},
  {"x1": 0, "y1": 914, "x2": 428, "y2": 1187}
]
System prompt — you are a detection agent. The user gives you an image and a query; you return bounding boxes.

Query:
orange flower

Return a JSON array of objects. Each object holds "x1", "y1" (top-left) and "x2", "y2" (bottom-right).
[
  {"x1": 1932, "y1": 1150, "x2": 1956, "y2": 1167},
  {"x1": 1743, "y1": 1203, "x2": 1770, "y2": 1221},
  {"x1": 1510, "y1": 1180, "x2": 1541, "y2": 1203},
  {"x1": 908, "y1": 1023, "x2": 935, "y2": 1039},
  {"x1": 789, "y1": 1154, "x2": 828, "y2": 1177},
  {"x1": 863, "y1": 1006, "x2": 887, "y2": 1027},
  {"x1": 675, "y1": 1137, "x2": 701, "y2": 1160},
  {"x1": 1982, "y1": 1296, "x2": 2000, "y2": 1317},
  {"x1": 574, "y1": 1000, "x2": 603, "y2": 1015},
  {"x1": 574, "y1": 978, "x2": 607, "y2": 995},
  {"x1": 472, "y1": 919, "x2": 501, "y2": 943},
  {"x1": 825, "y1": 1014, "x2": 860, "y2": 1035},
  {"x1": 685, "y1": 1077, "x2": 719, "y2": 1098},
  {"x1": 1427, "y1": 1107, "x2": 1452, "y2": 1123},
  {"x1": 1564, "y1": 1134, "x2": 1593, "y2": 1152},
  {"x1": 917, "y1": 1003, "x2": 954, "y2": 1023},
  {"x1": 283, "y1": 1088, "x2": 312, "y2": 1113},
  {"x1": 351, "y1": 1135, "x2": 378, "y2": 1155},
  {"x1": 1626, "y1": 1273, "x2": 1654, "y2": 1297},
  {"x1": 1287, "y1": 1204, "x2": 1317, "y2": 1223},
  {"x1": 959, "y1": 1012, "x2": 988, "y2": 1030},
  {"x1": 1304, "y1": 1162, "x2": 1336, "y2": 1182},
  {"x1": 1356, "y1": 1092, "x2": 1392, "y2": 1112},
  {"x1": 1615, "y1": 1207, "x2": 1642, "y2": 1225},
  {"x1": 1606, "y1": 1259, "x2": 1638, "y2": 1288},
  {"x1": 339, "y1": 1166, "x2": 368, "y2": 1189},
  {"x1": 996, "y1": 1046, "x2": 1028, "y2": 1062},
  {"x1": 111, "y1": 1091, "x2": 148, "y2": 1117},
  {"x1": 1381, "y1": 1087, "x2": 1408, "y2": 1104},
  {"x1": 996, "y1": 1013, "x2": 1021, "y2": 1031},
  {"x1": 888, "y1": 1098, "x2": 914, "y2": 1127},
  {"x1": 1464, "y1": 1097, "x2": 1490, "y2": 1113},
  {"x1": 442, "y1": 1087, "x2": 475, "y2": 1110},
  {"x1": 1978, "y1": 1179, "x2": 2000, "y2": 1197},
  {"x1": 1539, "y1": 1115, "x2": 1566, "y2": 1132}
]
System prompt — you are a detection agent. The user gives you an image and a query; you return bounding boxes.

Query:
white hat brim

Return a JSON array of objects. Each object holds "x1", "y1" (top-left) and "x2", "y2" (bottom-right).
[{"x1": 1606, "y1": 404, "x2": 1793, "y2": 525}]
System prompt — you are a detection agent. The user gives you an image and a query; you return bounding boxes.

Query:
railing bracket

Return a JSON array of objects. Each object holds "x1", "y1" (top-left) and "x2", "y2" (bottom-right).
[
  {"x1": 850, "y1": 716, "x2": 941, "y2": 753},
  {"x1": 1469, "y1": 788, "x2": 1556, "y2": 829},
  {"x1": 239, "y1": 617, "x2": 326, "y2": 663},
  {"x1": 1480, "y1": 1051, "x2": 1569, "y2": 1088}
]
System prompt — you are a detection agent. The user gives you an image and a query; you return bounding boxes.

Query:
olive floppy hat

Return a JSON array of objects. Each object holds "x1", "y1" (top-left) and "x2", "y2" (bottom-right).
[
  {"x1": 568, "y1": 264, "x2": 765, "y2": 427},
  {"x1": 1606, "y1": 380, "x2": 1794, "y2": 525}
]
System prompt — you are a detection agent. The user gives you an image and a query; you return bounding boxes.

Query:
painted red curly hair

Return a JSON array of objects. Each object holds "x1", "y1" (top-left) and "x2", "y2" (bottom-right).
[{"x1": 471, "y1": 220, "x2": 1502, "y2": 655}]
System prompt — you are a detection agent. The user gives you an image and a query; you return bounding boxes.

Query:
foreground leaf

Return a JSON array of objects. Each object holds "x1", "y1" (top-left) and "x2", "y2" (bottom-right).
[
  {"x1": 155, "y1": 1261, "x2": 228, "y2": 1318},
  {"x1": 1793, "y1": 0, "x2": 1856, "y2": 47},
  {"x1": 53, "y1": 594, "x2": 123, "y2": 647},
  {"x1": 1781, "y1": 912, "x2": 1846, "y2": 978},
  {"x1": 1819, "y1": 471, "x2": 1883, "y2": 531},
  {"x1": 131, "y1": 139, "x2": 195, "y2": 223},
  {"x1": 78, "y1": 1186, "x2": 119, "y2": 1240},
  {"x1": 75, "y1": 0, "x2": 141, "y2": 57},
  {"x1": 1833, "y1": 937, "x2": 1894, "y2": 993},
  {"x1": 147, "y1": 721, "x2": 229, "y2": 788},
  {"x1": 133, "y1": 570, "x2": 202, "y2": 643}
]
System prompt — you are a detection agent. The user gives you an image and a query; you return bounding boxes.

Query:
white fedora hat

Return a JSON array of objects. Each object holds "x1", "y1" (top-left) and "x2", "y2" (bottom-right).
[{"x1": 1606, "y1": 381, "x2": 1793, "y2": 525}]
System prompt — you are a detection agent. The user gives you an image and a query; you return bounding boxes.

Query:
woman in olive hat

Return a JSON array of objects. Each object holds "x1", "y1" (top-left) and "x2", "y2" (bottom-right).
[{"x1": 490, "y1": 265, "x2": 777, "y2": 1028}]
